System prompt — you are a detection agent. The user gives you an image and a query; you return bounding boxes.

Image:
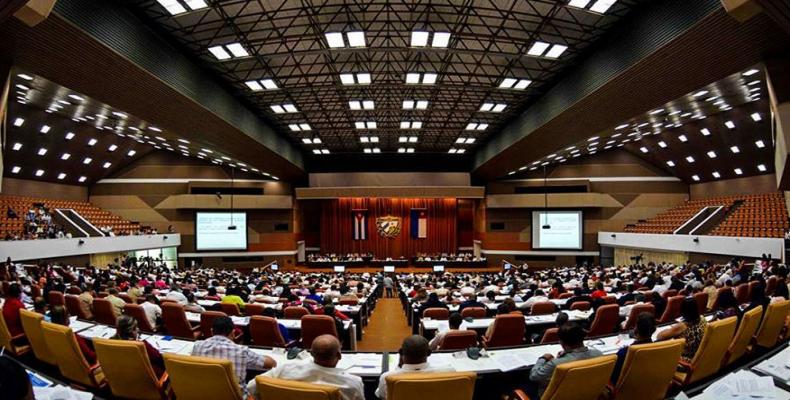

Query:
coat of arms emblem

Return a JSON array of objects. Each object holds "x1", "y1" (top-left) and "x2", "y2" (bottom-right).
[{"x1": 376, "y1": 216, "x2": 401, "y2": 238}]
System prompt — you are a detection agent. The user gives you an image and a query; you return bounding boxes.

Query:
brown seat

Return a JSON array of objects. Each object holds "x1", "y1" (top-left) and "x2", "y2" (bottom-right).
[
  {"x1": 200, "y1": 311, "x2": 228, "y2": 339},
  {"x1": 558, "y1": 293, "x2": 573, "y2": 299},
  {"x1": 623, "y1": 303, "x2": 655, "y2": 330},
  {"x1": 93, "y1": 298, "x2": 118, "y2": 326},
  {"x1": 284, "y1": 306, "x2": 310, "y2": 319},
  {"x1": 460, "y1": 307, "x2": 486, "y2": 318},
  {"x1": 244, "y1": 303, "x2": 266, "y2": 316},
  {"x1": 48, "y1": 290, "x2": 65, "y2": 306},
  {"x1": 249, "y1": 316, "x2": 287, "y2": 347},
  {"x1": 693, "y1": 292, "x2": 709, "y2": 314},
  {"x1": 540, "y1": 328, "x2": 559, "y2": 344},
  {"x1": 734, "y1": 284, "x2": 749, "y2": 304},
  {"x1": 569, "y1": 301, "x2": 590, "y2": 311},
  {"x1": 338, "y1": 298, "x2": 358, "y2": 306},
  {"x1": 661, "y1": 290, "x2": 677, "y2": 300},
  {"x1": 709, "y1": 287, "x2": 732, "y2": 311},
  {"x1": 658, "y1": 296, "x2": 684, "y2": 324},
  {"x1": 219, "y1": 303, "x2": 241, "y2": 317},
  {"x1": 440, "y1": 330, "x2": 478, "y2": 350},
  {"x1": 124, "y1": 304, "x2": 156, "y2": 333},
  {"x1": 588, "y1": 304, "x2": 620, "y2": 337},
  {"x1": 530, "y1": 302, "x2": 556, "y2": 315},
  {"x1": 483, "y1": 314, "x2": 525, "y2": 348},
  {"x1": 65, "y1": 294, "x2": 92, "y2": 320},
  {"x1": 423, "y1": 308, "x2": 450, "y2": 320},
  {"x1": 300, "y1": 315, "x2": 338, "y2": 348},
  {"x1": 162, "y1": 303, "x2": 201, "y2": 339}
]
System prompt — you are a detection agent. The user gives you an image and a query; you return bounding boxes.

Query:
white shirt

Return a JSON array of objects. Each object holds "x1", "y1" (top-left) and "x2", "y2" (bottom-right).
[
  {"x1": 141, "y1": 302, "x2": 162, "y2": 328},
  {"x1": 524, "y1": 295, "x2": 549, "y2": 308},
  {"x1": 375, "y1": 362, "x2": 454, "y2": 399},
  {"x1": 249, "y1": 361, "x2": 364, "y2": 400},
  {"x1": 166, "y1": 291, "x2": 188, "y2": 305}
]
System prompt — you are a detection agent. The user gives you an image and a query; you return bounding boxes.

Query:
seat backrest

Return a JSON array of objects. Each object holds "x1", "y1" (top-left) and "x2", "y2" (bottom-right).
[
  {"x1": 766, "y1": 276, "x2": 778, "y2": 295},
  {"x1": 301, "y1": 315, "x2": 338, "y2": 348},
  {"x1": 724, "y1": 306, "x2": 763, "y2": 366},
  {"x1": 93, "y1": 298, "x2": 117, "y2": 326},
  {"x1": 249, "y1": 316, "x2": 287, "y2": 347},
  {"x1": 0, "y1": 307, "x2": 21, "y2": 354},
  {"x1": 40, "y1": 321, "x2": 96, "y2": 387},
  {"x1": 19, "y1": 309, "x2": 56, "y2": 365},
  {"x1": 658, "y1": 296, "x2": 684, "y2": 323},
  {"x1": 254, "y1": 375, "x2": 340, "y2": 400},
  {"x1": 163, "y1": 353, "x2": 243, "y2": 400},
  {"x1": 65, "y1": 294, "x2": 90, "y2": 320},
  {"x1": 124, "y1": 304, "x2": 155, "y2": 332},
  {"x1": 161, "y1": 303, "x2": 195, "y2": 339},
  {"x1": 614, "y1": 339, "x2": 684, "y2": 400},
  {"x1": 588, "y1": 304, "x2": 620, "y2": 337},
  {"x1": 710, "y1": 287, "x2": 732, "y2": 311},
  {"x1": 685, "y1": 317, "x2": 738, "y2": 385},
  {"x1": 485, "y1": 314, "x2": 525, "y2": 348},
  {"x1": 201, "y1": 311, "x2": 228, "y2": 338},
  {"x1": 284, "y1": 306, "x2": 309, "y2": 319},
  {"x1": 754, "y1": 299, "x2": 790, "y2": 348},
  {"x1": 693, "y1": 292, "x2": 708, "y2": 314},
  {"x1": 245, "y1": 303, "x2": 265, "y2": 317},
  {"x1": 541, "y1": 355, "x2": 617, "y2": 400},
  {"x1": 423, "y1": 308, "x2": 449, "y2": 320},
  {"x1": 93, "y1": 338, "x2": 163, "y2": 400},
  {"x1": 386, "y1": 371, "x2": 476, "y2": 400},
  {"x1": 460, "y1": 307, "x2": 486, "y2": 318},
  {"x1": 440, "y1": 330, "x2": 478, "y2": 350},
  {"x1": 220, "y1": 303, "x2": 241, "y2": 317},
  {"x1": 338, "y1": 298, "x2": 358, "y2": 306},
  {"x1": 118, "y1": 293, "x2": 134, "y2": 304},
  {"x1": 48, "y1": 290, "x2": 65, "y2": 306},
  {"x1": 569, "y1": 301, "x2": 590, "y2": 311},
  {"x1": 734, "y1": 284, "x2": 750, "y2": 304},
  {"x1": 624, "y1": 304, "x2": 655, "y2": 330},
  {"x1": 530, "y1": 302, "x2": 556, "y2": 315},
  {"x1": 662, "y1": 290, "x2": 677, "y2": 300},
  {"x1": 541, "y1": 328, "x2": 559, "y2": 344}
]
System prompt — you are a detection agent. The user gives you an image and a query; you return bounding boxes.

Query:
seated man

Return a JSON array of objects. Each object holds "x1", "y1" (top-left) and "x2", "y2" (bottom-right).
[
  {"x1": 192, "y1": 316, "x2": 276, "y2": 392},
  {"x1": 377, "y1": 335, "x2": 454, "y2": 399},
  {"x1": 105, "y1": 288, "x2": 127, "y2": 317},
  {"x1": 611, "y1": 312, "x2": 654, "y2": 383},
  {"x1": 247, "y1": 334, "x2": 364, "y2": 400},
  {"x1": 528, "y1": 322, "x2": 603, "y2": 397},
  {"x1": 457, "y1": 293, "x2": 485, "y2": 314},
  {"x1": 429, "y1": 312, "x2": 463, "y2": 350}
]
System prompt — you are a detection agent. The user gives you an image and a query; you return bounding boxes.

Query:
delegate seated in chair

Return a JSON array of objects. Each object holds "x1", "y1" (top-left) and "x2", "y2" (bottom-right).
[
  {"x1": 429, "y1": 312, "x2": 465, "y2": 350},
  {"x1": 526, "y1": 322, "x2": 603, "y2": 398},
  {"x1": 247, "y1": 334, "x2": 364, "y2": 400},
  {"x1": 377, "y1": 335, "x2": 454, "y2": 399}
]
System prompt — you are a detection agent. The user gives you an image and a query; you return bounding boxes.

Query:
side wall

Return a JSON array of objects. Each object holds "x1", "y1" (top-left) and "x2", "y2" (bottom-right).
[{"x1": 1, "y1": 177, "x2": 88, "y2": 201}]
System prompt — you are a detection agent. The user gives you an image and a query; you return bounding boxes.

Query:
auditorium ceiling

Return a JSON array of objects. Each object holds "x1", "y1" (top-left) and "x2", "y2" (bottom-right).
[
  {"x1": 123, "y1": 0, "x2": 646, "y2": 156},
  {"x1": 5, "y1": 70, "x2": 280, "y2": 185},
  {"x1": 504, "y1": 67, "x2": 774, "y2": 183}
]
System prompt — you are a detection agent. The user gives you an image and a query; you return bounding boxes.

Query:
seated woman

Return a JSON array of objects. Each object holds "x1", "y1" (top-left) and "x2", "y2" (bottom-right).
[
  {"x1": 113, "y1": 315, "x2": 166, "y2": 378},
  {"x1": 49, "y1": 305, "x2": 96, "y2": 364},
  {"x1": 714, "y1": 289, "x2": 742, "y2": 322},
  {"x1": 183, "y1": 292, "x2": 205, "y2": 313},
  {"x1": 657, "y1": 297, "x2": 707, "y2": 362}
]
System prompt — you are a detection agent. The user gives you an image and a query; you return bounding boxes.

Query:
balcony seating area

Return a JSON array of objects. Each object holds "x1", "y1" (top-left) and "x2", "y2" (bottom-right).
[
  {"x1": 624, "y1": 192, "x2": 788, "y2": 238},
  {"x1": 0, "y1": 195, "x2": 140, "y2": 238}
]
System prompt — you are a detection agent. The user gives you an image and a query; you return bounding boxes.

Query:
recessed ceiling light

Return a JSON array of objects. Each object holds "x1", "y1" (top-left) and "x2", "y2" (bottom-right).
[
  {"x1": 742, "y1": 68, "x2": 759, "y2": 76},
  {"x1": 88, "y1": 138, "x2": 98, "y2": 146},
  {"x1": 57, "y1": 173, "x2": 66, "y2": 180},
  {"x1": 83, "y1": 157, "x2": 92, "y2": 164},
  {"x1": 340, "y1": 72, "x2": 372, "y2": 85},
  {"x1": 37, "y1": 148, "x2": 47, "y2": 156},
  {"x1": 40, "y1": 125, "x2": 51, "y2": 133},
  {"x1": 691, "y1": 175, "x2": 700, "y2": 181},
  {"x1": 666, "y1": 161, "x2": 675, "y2": 167},
  {"x1": 678, "y1": 135, "x2": 688, "y2": 142},
  {"x1": 299, "y1": 123, "x2": 311, "y2": 131},
  {"x1": 35, "y1": 169, "x2": 44, "y2": 177},
  {"x1": 751, "y1": 112, "x2": 762, "y2": 122},
  {"x1": 686, "y1": 156, "x2": 695, "y2": 163},
  {"x1": 102, "y1": 162, "x2": 112, "y2": 169},
  {"x1": 615, "y1": 124, "x2": 629, "y2": 130},
  {"x1": 757, "y1": 164, "x2": 767, "y2": 172},
  {"x1": 730, "y1": 146, "x2": 740, "y2": 153},
  {"x1": 700, "y1": 128, "x2": 710, "y2": 136},
  {"x1": 61, "y1": 153, "x2": 71, "y2": 160},
  {"x1": 755, "y1": 140, "x2": 765, "y2": 148},
  {"x1": 77, "y1": 176, "x2": 87, "y2": 183},
  {"x1": 127, "y1": 150, "x2": 137, "y2": 157},
  {"x1": 724, "y1": 121, "x2": 735, "y2": 129},
  {"x1": 707, "y1": 151, "x2": 717, "y2": 158},
  {"x1": 639, "y1": 147, "x2": 648, "y2": 153},
  {"x1": 12, "y1": 142, "x2": 22, "y2": 151},
  {"x1": 712, "y1": 171, "x2": 721, "y2": 178},
  {"x1": 17, "y1": 73, "x2": 33, "y2": 80},
  {"x1": 108, "y1": 144, "x2": 118, "y2": 152},
  {"x1": 11, "y1": 166, "x2": 21, "y2": 174},
  {"x1": 734, "y1": 168, "x2": 743, "y2": 175},
  {"x1": 13, "y1": 118, "x2": 24, "y2": 127},
  {"x1": 658, "y1": 141, "x2": 667, "y2": 148}
]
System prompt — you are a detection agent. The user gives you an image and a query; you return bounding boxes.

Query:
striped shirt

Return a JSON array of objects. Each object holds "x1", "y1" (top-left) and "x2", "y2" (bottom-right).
[{"x1": 191, "y1": 335, "x2": 267, "y2": 389}]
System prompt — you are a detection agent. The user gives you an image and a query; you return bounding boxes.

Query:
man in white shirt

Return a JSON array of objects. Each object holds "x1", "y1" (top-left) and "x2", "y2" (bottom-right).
[
  {"x1": 376, "y1": 335, "x2": 453, "y2": 399},
  {"x1": 165, "y1": 288, "x2": 188, "y2": 305},
  {"x1": 524, "y1": 289, "x2": 549, "y2": 308},
  {"x1": 247, "y1": 335, "x2": 364, "y2": 400},
  {"x1": 140, "y1": 295, "x2": 162, "y2": 328}
]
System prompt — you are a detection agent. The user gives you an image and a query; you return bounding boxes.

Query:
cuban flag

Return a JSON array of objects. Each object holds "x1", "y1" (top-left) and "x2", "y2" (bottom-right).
[
  {"x1": 353, "y1": 210, "x2": 367, "y2": 240},
  {"x1": 410, "y1": 209, "x2": 427, "y2": 239}
]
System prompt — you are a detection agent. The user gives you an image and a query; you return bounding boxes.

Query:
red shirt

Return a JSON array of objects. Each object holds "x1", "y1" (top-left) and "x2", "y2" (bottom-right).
[
  {"x1": 2, "y1": 297, "x2": 25, "y2": 336},
  {"x1": 590, "y1": 290, "x2": 608, "y2": 299},
  {"x1": 314, "y1": 308, "x2": 350, "y2": 321}
]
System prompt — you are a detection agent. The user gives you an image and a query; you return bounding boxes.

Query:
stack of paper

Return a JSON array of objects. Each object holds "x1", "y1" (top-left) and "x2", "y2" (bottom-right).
[{"x1": 702, "y1": 370, "x2": 777, "y2": 399}]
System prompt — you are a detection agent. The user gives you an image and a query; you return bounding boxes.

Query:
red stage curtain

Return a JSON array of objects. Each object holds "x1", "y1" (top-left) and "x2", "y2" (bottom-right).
[{"x1": 319, "y1": 198, "x2": 458, "y2": 258}]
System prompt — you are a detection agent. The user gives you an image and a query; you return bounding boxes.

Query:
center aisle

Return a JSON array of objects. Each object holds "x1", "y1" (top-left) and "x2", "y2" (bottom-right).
[{"x1": 357, "y1": 297, "x2": 412, "y2": 351}]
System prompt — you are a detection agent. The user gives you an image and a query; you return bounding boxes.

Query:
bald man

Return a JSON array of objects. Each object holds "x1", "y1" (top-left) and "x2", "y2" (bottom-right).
[
  {"x1": 247, "y1": 334, "x2": 364, "y2": 400},
  {"x1": 375, "y1": 335, "x2": 453, "y2": 399}
]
